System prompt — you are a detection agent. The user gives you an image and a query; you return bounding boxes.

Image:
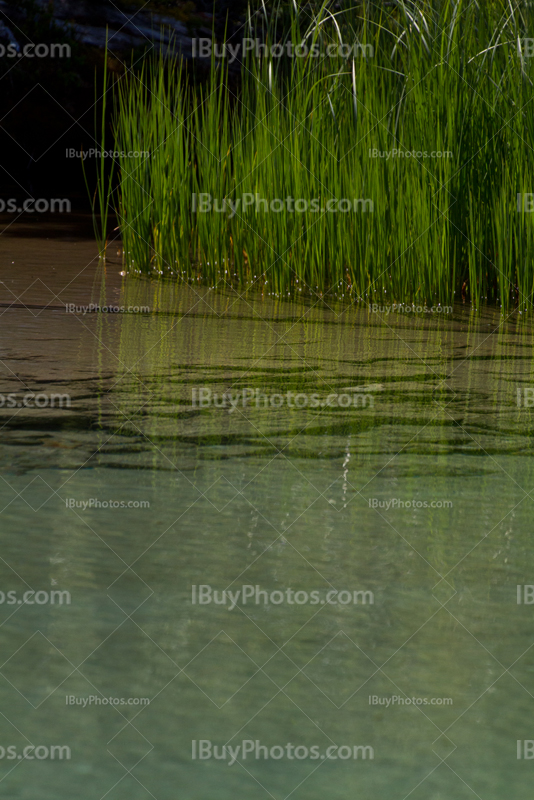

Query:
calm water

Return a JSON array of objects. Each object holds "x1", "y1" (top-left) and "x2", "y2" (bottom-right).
[{"x1": 1, "y1": 221, "x2": 534, "y2": 800}]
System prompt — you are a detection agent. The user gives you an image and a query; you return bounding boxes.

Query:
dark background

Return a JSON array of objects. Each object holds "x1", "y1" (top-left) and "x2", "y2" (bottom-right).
[{"x1": 0, "y1": 0, "x2": 250, "y2": 207}]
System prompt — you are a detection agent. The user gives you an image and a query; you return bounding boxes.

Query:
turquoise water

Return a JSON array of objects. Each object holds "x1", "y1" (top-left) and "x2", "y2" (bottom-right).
[{"x1": 1, "y1": 232, "x2": 534, "y2": 799}]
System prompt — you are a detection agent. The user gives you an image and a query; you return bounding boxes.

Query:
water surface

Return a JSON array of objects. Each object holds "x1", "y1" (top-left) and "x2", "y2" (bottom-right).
[{"x1": 1, "y1": 222, "x2": 533, "y2": 800}]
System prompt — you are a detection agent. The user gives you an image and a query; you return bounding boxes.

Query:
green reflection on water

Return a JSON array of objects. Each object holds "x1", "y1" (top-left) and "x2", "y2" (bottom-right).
[{"x1": 1, "y1": 281, "x2": 534, "y2": 799}]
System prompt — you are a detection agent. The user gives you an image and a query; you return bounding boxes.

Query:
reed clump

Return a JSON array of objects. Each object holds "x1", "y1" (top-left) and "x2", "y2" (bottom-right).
[{"x1": 103, "y1": 0, "x2": 534, "y2": 311}]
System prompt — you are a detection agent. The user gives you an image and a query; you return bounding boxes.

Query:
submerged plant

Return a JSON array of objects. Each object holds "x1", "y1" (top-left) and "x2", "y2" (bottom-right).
[{"x1": 97, "y1": 0, "x2": 534, "y2": 310}]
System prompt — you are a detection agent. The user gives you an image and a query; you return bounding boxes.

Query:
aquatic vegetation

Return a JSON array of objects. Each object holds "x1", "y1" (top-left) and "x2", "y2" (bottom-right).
[{"x1": 101, "y1": 0, "x2": 534, "y2": 310}]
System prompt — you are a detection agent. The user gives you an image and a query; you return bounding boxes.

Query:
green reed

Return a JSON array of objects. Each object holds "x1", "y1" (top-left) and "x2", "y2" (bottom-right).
[{"x1": 102, "y1": 0, "x2": 534, "y2": 310}]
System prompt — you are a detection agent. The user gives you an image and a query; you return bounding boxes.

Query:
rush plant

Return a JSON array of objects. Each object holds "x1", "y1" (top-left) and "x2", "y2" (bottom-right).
[{"x1": 99, "y1": 0, "x2": 534, "y2": 311}]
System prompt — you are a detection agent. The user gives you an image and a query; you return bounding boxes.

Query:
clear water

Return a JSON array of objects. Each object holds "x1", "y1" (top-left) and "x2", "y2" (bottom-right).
[{"x1": 1, "y1": 224, "x2": 534, "y2": 799}]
